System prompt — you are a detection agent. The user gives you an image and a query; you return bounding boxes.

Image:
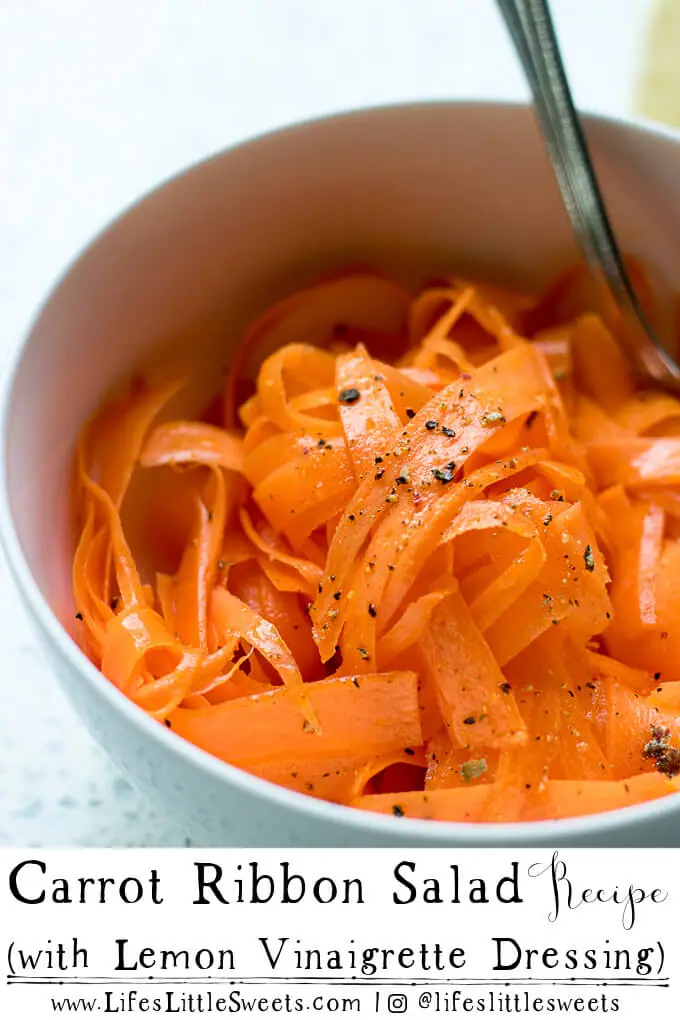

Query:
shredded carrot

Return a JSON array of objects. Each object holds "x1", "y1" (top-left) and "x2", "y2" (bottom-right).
[{"x1": 72, "y1": 266, "x2": 680, "y2": 822}]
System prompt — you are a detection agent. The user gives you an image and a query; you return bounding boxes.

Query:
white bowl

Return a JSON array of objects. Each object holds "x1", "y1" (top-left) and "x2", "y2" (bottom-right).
[{"x1": 2, "y1": 101, "x2": 680, "y2": 847}]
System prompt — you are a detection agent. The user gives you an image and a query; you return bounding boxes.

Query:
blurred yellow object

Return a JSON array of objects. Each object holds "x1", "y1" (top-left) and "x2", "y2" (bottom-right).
[{"x1": 636, "y1": 0, "x2": 680, "y2": 127}]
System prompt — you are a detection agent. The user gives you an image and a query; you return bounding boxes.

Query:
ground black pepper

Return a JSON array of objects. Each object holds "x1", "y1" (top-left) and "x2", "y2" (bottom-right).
[{"x1": 338, "y1": 387, "x2": 361, "y2": 404}]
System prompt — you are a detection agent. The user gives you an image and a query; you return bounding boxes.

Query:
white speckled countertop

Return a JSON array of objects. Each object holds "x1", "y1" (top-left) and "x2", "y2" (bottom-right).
[{"x1": 0, "y1": 0, "x2": 654, "y2": 846}]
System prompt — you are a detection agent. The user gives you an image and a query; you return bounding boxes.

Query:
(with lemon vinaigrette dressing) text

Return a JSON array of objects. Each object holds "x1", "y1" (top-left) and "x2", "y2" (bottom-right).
[{"x1": 70, "y1": 263, "x2": 680, "y2": 824}]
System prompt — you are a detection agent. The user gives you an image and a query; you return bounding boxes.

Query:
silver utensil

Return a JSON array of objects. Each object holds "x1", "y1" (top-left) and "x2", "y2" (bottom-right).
[{"x1": 496, "y1": 0, "x2": 680, "y2": 393}]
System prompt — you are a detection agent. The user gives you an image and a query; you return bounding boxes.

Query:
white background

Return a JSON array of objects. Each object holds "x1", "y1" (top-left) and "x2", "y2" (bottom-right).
[
  {"x1": 1, "y1": 849, "x2": 677, "y2": 1017},
  {"x1": 0, "y1": 0, "x2": 656, "y2": 846}
]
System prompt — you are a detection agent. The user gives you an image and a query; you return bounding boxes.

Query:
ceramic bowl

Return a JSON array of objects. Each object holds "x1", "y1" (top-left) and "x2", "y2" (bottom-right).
[{"x1": 2, "y1": 101, "x2": 680, "y2": 846}]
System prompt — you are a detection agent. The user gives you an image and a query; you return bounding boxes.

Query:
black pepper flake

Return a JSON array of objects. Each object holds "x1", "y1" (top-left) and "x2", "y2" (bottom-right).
[
  {"x1": 654, "y1": 672, "x2": 662, "y2": 681},
  {"x1": 75, "y1": 612, "x2": 83, "y2": 621},
  {"x1": 338, "y1": 387, "x2": 361, "y2": 404},
  {"x1": 432, "y1": 466, "x2": 455, "y2": 484},
  {"x1": 551, "y1": 489, "x2": 565, "y2": 502},
  {"x1": 208, "y1": 511, "x2": 214, "y2": 522},
  {"x1": 392, "y1": 804, "x2": 405, "y2": 817},
  {"x1": 333, "y1": 591, "x2": 342, "y2": 601},
  {"x1": 405, "y1": 408, "x2": 416, "y2": 419},
  {"x1": 368, "y1": 603, "x2": 377, "y2": 618},
  {"x1": 425, "y1": 420, "x2": 439, "y2": 430},
  {"x1": 387, "y1": 564, "x2": 395, "y2": 571},
  {"x1": 164, "y1": 719, "x2": 172, "y2": 729},
  {"x1": 463, "y1": 716, "x2": 476, "y2": 726},
  {"x1": 348, "y1": 513, "x2": 356, "y2": 521},
  {"x1": 404, "y1": 747, "x2": 415, "y2": 756},
  {"x1": 357, "y1": 646, "x2": 370, "y2": 660},
  {"x1": 375, "y1": 455, "x2": 384, "y2": 464},
  {"x1": 352, "y1": 678, "x2": 361, "y2": 689},
  {"x1": 525, "y1": 409, "x2": 539, "y2": 430},
  {"x1": 441, "y1": 426, "x2": 456, "y2": 438},
  {"x1": 317, "y1": 438, "x2": 327, "y2": 448},
  {"x1": 543, "y1": 513, "x2": 553, "y2": 527},
  {"x1": 375, "y1": 470, "x2": 385, "y2": 480},
  {"x1": 584, "y1": 545, "x2": 595, "y2": 572},
  {"x1": 499, "y1": 682, "x2": 512, "y2": 695}
]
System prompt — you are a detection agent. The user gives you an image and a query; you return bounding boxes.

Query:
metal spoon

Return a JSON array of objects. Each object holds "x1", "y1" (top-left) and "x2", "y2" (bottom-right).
[{"x1": 496, "y1": 0, "x2": 680, "y2": 394}]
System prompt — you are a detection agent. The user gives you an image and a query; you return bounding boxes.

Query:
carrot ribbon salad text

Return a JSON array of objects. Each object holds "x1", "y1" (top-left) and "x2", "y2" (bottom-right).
[{"x1": 72, "y1": 267, "x2": 680, "y2": 823}]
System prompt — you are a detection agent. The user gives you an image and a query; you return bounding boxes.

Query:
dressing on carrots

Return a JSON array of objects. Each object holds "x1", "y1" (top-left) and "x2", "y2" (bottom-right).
[{"x1": 71, "y1": 265, "x2": 680, "y2": 823}]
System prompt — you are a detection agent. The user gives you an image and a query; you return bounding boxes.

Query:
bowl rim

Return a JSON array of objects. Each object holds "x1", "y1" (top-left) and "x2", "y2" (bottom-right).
[{"x1": 2, "y1": 98, "x2": 680, "y2": 844}]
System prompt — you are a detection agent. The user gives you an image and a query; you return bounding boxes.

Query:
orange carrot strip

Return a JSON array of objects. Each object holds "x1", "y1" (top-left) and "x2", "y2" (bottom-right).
[
  {"x1": 210, "y1": 585, "x2": 306, "y2": 701},
  {"x1": 172, "y1": 670, "x2": 421, "y2": 764},
  {"x1": 248, "y1": 748, "x2": 421, "y2": 804},
  {"x1": 588, "y1": 438, "x2": 680, "y2": 488},
  {"x1": 570, "y1": 314, "x2": 635, "y2": 413},
  {"x1": 336, "y1": 345, "x2": 401, "y2": 479},
  {"x1": 88, "y1": 376, "x2": 184, "y2": 508},
  {"x1": 419, "y1": 590, "x2": 526, "y2": 749},
  {"x1": 239, "y1": 506, "x2": 322, "y2": 597},
  {"x1": 353, "y1": 785, "x2": 492, "y2": 822},
  {"x1": 172, "y1": 469, "x2": 226, "y2": 649},
  {"x1": 377, "y1": 591, "x2": 452, "y2": 668},
  {"x1": 140, "y1": 421, "x2": 244, "y2": 472},
  {"x1": 638, "y1": 503, "x2": 665, "y2": 627},
  {"x1": 615, "y1": 392, "x2": 680, "y2": 436},
  {"x1": 470, "y1": 538, "x2": 547, "y2": 633},
  {"x1": 101, "y1": 604, "x2": 183, "y2": 694}
]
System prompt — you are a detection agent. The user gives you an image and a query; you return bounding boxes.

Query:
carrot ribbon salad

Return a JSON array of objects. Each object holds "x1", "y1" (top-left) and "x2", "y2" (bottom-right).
[{"x1": 72, "y1": 266, "x2": 680, "y2": 823}]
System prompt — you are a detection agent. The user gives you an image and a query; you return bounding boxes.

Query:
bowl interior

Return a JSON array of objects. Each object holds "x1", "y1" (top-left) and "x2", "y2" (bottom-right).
[{"x1": 3, "y1": 101, "x2": 680, "y2": 840}]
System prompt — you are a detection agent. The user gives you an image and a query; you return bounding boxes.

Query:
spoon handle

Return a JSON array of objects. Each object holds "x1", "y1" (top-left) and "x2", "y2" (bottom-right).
[{"x1": 496, "y1": 0, "x2": 679, "y2": 388}]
